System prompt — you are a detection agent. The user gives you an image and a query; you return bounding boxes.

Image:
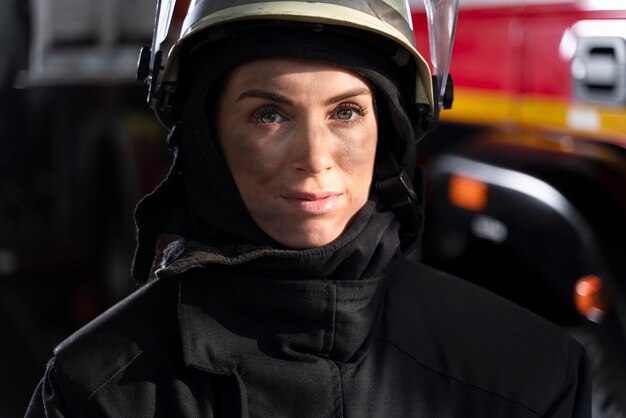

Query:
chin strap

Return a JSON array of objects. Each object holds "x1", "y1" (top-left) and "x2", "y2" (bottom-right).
[
  {"x1": 374, "y1": 142, "x2": 424, "y2": 249},
  {"x1": 374, "y1": 138, "x2": 417, "y2": 208},
  {"x1": 376, "y1": 168, "x2": 418, "y2": 209}
]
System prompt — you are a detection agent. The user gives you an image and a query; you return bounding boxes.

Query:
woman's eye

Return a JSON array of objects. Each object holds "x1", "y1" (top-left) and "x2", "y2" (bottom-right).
[
  {"x1": 333, "y1": 104, "x2": 365, "y2": 121},
  {"x1": 336, "y1": 109, "x2": 355, "y2": 120},
  {"x1": 259, "y1": 112, "x2": 281, "y2": 124},
  {"x1": 252, "y1": 107, "x2": 283, "y2": 124}
]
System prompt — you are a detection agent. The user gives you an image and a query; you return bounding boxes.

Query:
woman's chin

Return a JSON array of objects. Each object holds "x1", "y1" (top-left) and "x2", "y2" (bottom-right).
[{"x1": 266, "y1": 220, "x2": 347, "y2": 250}]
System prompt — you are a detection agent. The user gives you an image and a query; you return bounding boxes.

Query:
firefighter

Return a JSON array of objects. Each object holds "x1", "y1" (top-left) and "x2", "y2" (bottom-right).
[{"x1": 26, "y1": 0, "x2": 591, "y2": 416}]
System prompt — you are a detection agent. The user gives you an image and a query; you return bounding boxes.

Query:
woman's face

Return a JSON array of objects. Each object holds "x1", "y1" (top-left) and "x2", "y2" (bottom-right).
[{"x1": 216, "y1": 58, "x2": 378, "y2": 249}]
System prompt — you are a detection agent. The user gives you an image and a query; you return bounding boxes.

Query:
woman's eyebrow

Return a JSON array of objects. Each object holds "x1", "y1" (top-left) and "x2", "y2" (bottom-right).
[
  {"x1": 323, "y1": 88, "x2": 372, "y2": 106},
  {"x1": 237, "y1": 90, "x2": 292, "y2": 105},
  {"x1": 236, "y1": 87, "x2": 372, "y2": 106}
]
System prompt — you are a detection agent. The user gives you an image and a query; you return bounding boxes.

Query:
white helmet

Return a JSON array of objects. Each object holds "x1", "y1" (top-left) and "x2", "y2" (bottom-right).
[{"x1": 137, "y1": 0, "x2": 458, "y2": 130}]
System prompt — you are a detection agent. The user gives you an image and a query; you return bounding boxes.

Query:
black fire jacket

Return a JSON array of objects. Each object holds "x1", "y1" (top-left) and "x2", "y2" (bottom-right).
[{"x1": 26, "y1": 254, "x2": 591, "y2": 417}]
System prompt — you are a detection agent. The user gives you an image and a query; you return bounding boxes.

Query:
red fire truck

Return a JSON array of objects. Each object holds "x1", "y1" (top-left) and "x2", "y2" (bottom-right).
[{"x1": 412, "y1": 0, "x2": 626, "y2": 414}]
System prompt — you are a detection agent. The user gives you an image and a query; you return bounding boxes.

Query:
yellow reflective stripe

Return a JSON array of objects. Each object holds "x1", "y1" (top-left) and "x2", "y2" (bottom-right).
[
  {"x1": 441, "y1": 89, "x2": 515, "y2": 125},
  {"x1": 441, "y1": 87, "x2": 626, "y2": 143}
]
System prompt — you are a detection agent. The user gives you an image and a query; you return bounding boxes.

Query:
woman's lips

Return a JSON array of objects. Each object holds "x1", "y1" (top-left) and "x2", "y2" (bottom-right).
[{"x1": 283, "y1": 192, "x2": 341, "y2": 214}]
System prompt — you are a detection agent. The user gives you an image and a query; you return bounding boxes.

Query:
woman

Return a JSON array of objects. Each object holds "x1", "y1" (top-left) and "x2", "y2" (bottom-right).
[{"x1": 26, "y1": 1, "x2": 590, "y2": 416}]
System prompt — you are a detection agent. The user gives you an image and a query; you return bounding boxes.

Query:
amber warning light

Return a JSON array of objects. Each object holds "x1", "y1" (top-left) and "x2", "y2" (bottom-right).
[
  {"x1": 448, "y1": 174, "x2": 488, "y2": 211},
  {"x1": 574, "y1": 275, "x2": 611, "y2": 323}
]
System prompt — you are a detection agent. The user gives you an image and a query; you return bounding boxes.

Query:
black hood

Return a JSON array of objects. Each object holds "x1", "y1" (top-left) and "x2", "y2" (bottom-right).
[{"x1": 131, "y1": 27, "x2": 425, "y2": 283}]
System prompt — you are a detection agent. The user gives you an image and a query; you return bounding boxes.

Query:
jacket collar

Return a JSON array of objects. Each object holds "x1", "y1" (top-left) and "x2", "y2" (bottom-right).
[
  {"x1": 176, "y1": 268, "x2": 388, "y2": 373},
  {"x1": 156, "y1": 202, "x2": 404, "y2": 373}
]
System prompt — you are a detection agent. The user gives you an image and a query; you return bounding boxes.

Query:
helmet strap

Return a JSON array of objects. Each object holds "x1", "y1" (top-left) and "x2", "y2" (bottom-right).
[{"x1": 374, "y1": 141, "x2": 424, "y2": 248}]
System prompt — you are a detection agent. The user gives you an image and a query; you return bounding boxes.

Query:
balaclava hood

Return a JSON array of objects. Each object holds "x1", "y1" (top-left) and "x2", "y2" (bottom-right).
[{"x1": 132, "y1": 26, "x2": 425, "y2": 283}]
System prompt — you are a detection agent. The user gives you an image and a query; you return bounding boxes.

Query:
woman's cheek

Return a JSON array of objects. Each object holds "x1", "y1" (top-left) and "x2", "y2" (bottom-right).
[
  {"x1": 337, "y1": 133, "x2": 377, "y2": 165},
  {"x1": 234, "y1": 137, "x2": 284, "y2": 177}
]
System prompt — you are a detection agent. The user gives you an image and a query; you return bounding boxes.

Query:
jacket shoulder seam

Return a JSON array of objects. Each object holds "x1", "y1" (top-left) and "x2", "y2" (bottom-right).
[
  {"x1": 376, "y1": 338, "x2": 543, "y2": 416},
  {"x1": 86, "y1": 348, "x2": 145, "y2": 402}
]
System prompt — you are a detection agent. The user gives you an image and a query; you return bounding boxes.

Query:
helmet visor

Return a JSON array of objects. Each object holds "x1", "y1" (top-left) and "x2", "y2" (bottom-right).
[{"x1": 422, "y1": 0, "x2": 459, "y2": 111}]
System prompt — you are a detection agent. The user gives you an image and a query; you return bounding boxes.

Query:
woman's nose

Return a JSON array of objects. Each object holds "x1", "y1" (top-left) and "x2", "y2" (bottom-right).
[{"x1": 291, "y1": 120, "x2": 334, "y2": 176}]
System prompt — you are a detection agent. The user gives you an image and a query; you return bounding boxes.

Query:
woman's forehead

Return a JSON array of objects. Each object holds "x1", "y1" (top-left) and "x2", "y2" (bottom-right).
[{"x1": 222, "y1": 58, "x2": 374, "y2": 98}]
